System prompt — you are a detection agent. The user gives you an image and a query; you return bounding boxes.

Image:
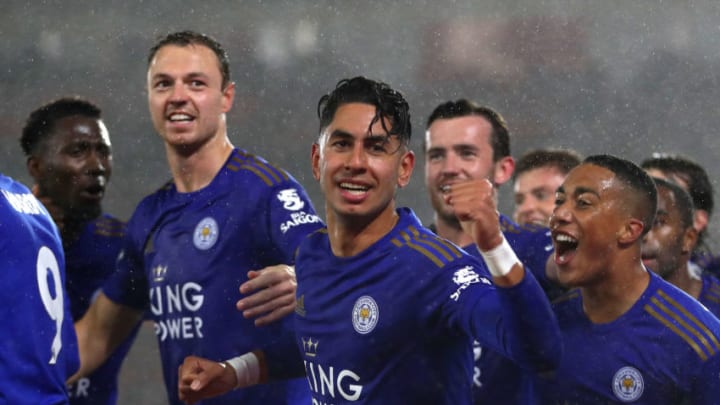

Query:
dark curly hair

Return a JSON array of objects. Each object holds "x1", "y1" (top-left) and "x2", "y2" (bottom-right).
[{"x1": 317, "y1": 76, "x2": 411, "y2": 145}]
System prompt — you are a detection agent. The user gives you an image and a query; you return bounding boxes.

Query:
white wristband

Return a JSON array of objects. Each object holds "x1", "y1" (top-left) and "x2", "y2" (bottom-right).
[
  {"x1": 479, "y1": 237, "x2": 520, "y2": 277},
  {"x1": 223, "y1": 352, "x2": 260, "y2": 389}
]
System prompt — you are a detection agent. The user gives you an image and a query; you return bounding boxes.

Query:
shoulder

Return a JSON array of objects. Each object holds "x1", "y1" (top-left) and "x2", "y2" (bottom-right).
[
  {"x1": 228, "y1": 149, "x2": 293, "y2": 188},
  {"x1": 91, "y1": 213, "x2": 127, "y2": 238},
  {"x1": 499, "y1": 214, "x2": 549, "y2": 236},
  {"x1": 644, "y1": 277, "x2": 720, "y2": 362},
  {"x1": 390, "y1": 221, "x2": 474, "y2": 269}
]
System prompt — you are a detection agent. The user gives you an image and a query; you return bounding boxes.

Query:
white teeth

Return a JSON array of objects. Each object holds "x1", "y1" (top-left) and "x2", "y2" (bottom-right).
[
  {"x1": 440, "y1": 185, "x2": 451, "y2": 193},
  {"x1": 169, "y1": 113, "x2": 192, "y2": 121},
  {"x1": 555, "y1": 234, "x2": 577, "y2": 243},
  {"x1": 340, "y1": 182, "x2": 368, "y2": 191}
]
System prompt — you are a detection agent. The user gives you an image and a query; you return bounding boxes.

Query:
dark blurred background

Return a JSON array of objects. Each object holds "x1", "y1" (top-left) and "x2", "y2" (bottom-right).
[{"x1": 2, "y1": 1, "x2": 720, "y2": 402}]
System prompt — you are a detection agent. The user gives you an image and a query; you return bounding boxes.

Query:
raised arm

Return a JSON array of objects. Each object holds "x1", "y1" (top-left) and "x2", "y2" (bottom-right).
[{"x1": 446, "y1": 179, "x2": 562, "y2": 372}]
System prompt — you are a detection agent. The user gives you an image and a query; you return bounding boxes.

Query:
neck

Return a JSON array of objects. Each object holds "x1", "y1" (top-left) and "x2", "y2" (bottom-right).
[
  {"x1": 581, "y1": 259, "x2": 650, "y2": 324},
  {"x1": 166, "y1": 131, "x2": 234, "y2": 193},
  {"x1": 666, "y1": 261, "x2": 703, "y2": 299},
  {"x1": 433, "y1": 213, "x2": 474, "y2": 247},
  {"x1": 326, "y1": 203, "x2": 399, "y2": 257}
]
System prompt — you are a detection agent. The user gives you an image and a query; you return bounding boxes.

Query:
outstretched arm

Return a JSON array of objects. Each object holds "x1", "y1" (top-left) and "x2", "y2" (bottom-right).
[
  {"x1": 70, "y1": 292, "x2": 143, "y2": 384},
  {"x1": 236, "y1": 264, "x2": 297, "y2": 326}
]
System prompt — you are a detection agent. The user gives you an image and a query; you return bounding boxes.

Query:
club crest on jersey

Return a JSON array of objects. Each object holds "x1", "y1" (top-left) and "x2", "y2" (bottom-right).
[
  {"x1": 193, "y1": 217, "x2": 219, "y2": 250},
  {"x1": 277, "y1": 188, "x2": 305, "y2": 211},
  {"x1": 612, "y1": 366, "x2": 644, "y2": 402},
  {"x1": 352, "y1": 295, "x2": 379, "y2": 334}
]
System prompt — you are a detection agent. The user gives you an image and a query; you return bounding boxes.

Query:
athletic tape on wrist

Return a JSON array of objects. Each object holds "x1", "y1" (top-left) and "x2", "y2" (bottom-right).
[
  {"x1": 479, "y1": 237, "x2": 519, "y2": 277},
  {"x1": 223, "y1": 352, "x2": 260, "y2": 389}
]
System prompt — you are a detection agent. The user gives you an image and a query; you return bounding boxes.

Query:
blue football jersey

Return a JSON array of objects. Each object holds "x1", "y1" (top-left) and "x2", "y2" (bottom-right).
[
  {"x1": 0, "y1": 174, "x2": 79, "y2": 403},
  {"x1": 534, "y1": 271, "x2": 720, "y2": 404},
  {"x1": 293, "y1": 208, "x2": 560, "y2": 404},
  {"x1": 699, "y1": 272, "x2": 720, "y2": 318},
  {"x1": 65, "y1": 214, "x2": 140, "y2": 405},
  {"x1": 103, "y1": 149, "x2": 323, "y2": 404},
  {"x1": 467, "y1": 214, "x2": 557, "y2": 405}
]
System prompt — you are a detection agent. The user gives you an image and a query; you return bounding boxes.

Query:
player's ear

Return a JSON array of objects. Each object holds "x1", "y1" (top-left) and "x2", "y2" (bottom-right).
[
  {"x1": 27, "y1": 156, "x2": 41, "y2": 181},
  {"x1": 311, "y1": 142, "x2": 321, "y2": 181},
  {"x1": 492, "y1": 156, "x2": 515, "y2": 187},
  {"x1": 682, "y1": 226, "x2": 699, "y2": 255},
  {"x1": 694, "y1": 209, "x2": 709, "y2": 235},
  {"x1": 221, "y1": 82, "x2": 235, "y2": 113},
  {"x1": 397, "y1": 150, "x2": 415, "y2": 188},
  {"x1": 618, "y1": 218, "x2": 645, "y2": 245}
]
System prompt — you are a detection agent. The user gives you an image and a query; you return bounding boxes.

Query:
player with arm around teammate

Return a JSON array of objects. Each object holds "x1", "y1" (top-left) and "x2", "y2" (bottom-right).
[
  {"x1": 72, "y1": 31, "x2": 323, "y2": 405},
  {"x1": 178, "y1": 76, "x2": 562, "y2": 404}
]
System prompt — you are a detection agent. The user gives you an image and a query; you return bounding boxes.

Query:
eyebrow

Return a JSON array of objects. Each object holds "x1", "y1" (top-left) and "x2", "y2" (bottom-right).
[
  {"x1": 556, "y1": 185, "x2": 600, "y2": 198},
  {"x1": 329, "y1": 129, "x2": 390, "y2": 142},
  {"x1": 151, "y1": 71, "x2": 209, "y2": 81}
]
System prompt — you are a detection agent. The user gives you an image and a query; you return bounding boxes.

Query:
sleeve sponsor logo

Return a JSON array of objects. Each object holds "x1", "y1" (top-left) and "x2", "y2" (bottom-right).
[
  {"x1": 280, "y1": 211, "x2": 322, "y2": 234},
  {"x1": 450, "y1": 265, "x2": 490, "y2": 301},
  {"x1": 277, "y1": 188, "x2": 305, "y2": 211}
]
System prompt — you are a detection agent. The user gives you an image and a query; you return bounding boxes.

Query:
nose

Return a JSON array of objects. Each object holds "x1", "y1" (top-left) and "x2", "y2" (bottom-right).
[
  {"x1": 517, "y1": 197, "x2": 536, "y2": 216},
  {"x1": 549, "y1": 202, "x2": 569, "y2": 230},
  {"x1": 169, "y1": 82, "x2": 188, "y2": 104},
  {"x1": 441, "y1": 152, "x2": 461, "y2": 175},
  {"x1": 86, "y1": 150, "x2": 109, "y2": 177},
  {"x1": 345, "y1": 144, "x2": 367, "y2": 171}
]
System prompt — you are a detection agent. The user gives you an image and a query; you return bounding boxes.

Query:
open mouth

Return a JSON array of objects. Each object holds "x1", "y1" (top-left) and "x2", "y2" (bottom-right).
[
  {"x1": 553, "y1": 233, "x2": 578, "y2": 264},
  {"x1": 81, "y1": 184, "x2": 105, "y2": 200},
  {"x1": 168, "y1": 112, "x2": 195, "y2": 123},
  {"x1": 339, "y1": 182, "x2": 369, "y2": 195}
]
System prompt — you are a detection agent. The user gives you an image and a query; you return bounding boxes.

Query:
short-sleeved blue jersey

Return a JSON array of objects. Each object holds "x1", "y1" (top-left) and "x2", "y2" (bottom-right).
[
  {"x1": 65, "y1": 214, "x2": 140, "y2": 404},
  {"x1": 293, "y1": 208, "x2": 560, "y2": 404},
  {"x1": 534, "y1": 271, "x2": 720, "y2": 404},
  {"x1": 0, "y1": 174, "x2": 79, "y2": 403},
  {"x1": 103, "y1": 149, "x2": 323, "y2": 404},
  {"x1": 467, "y1": 214, "x2": 557, "y2": 404}
]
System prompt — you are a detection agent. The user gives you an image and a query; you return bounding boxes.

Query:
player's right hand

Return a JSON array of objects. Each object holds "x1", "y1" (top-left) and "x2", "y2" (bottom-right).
[{"x1": 178, "y1": 356, "x2": 236, "y2": 404}]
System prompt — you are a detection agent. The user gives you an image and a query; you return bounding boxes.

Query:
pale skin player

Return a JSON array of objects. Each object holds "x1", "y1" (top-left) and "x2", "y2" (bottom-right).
[
  {"x1": 512, "y1": 149, "x2": 581, "y2": 227},
  {"x1": 70, "y1": 36, "x2": 299, "y2": 383}
]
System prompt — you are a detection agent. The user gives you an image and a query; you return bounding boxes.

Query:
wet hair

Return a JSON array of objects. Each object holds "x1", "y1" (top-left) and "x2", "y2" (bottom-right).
[
  {"x1": 513, "y1": 148, "x2": 582, "y2": 181},
  {"x1": 584, "y1": 154, "x2": 657, "y2": 236},
  {"x1": 652, "y1": 177, "x2": 695, "y2": 230},
  {"x1": 640, "y1": 153, "x2": 713, "y2": 217},
  {"x1": 148, "y1": 30, "x2": 231, "y2": 89},
  {"x1": 21, "y1": 97, "x2": 102, "y2": 156},
  {"x1": 426, "y1": 99, "x2": 510, "y2": 161},
  {"x1": 317, "y1": 76, "x2": 411, "y2": 145}
]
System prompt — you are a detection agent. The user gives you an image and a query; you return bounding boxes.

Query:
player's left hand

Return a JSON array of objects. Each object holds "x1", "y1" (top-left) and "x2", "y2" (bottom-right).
[
  {"x1": 236, "y1": 264, "x2": 297, "y2": 327},
  {"x1": 444, "y1": 179, "x2": 504, "y2": 251}
]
